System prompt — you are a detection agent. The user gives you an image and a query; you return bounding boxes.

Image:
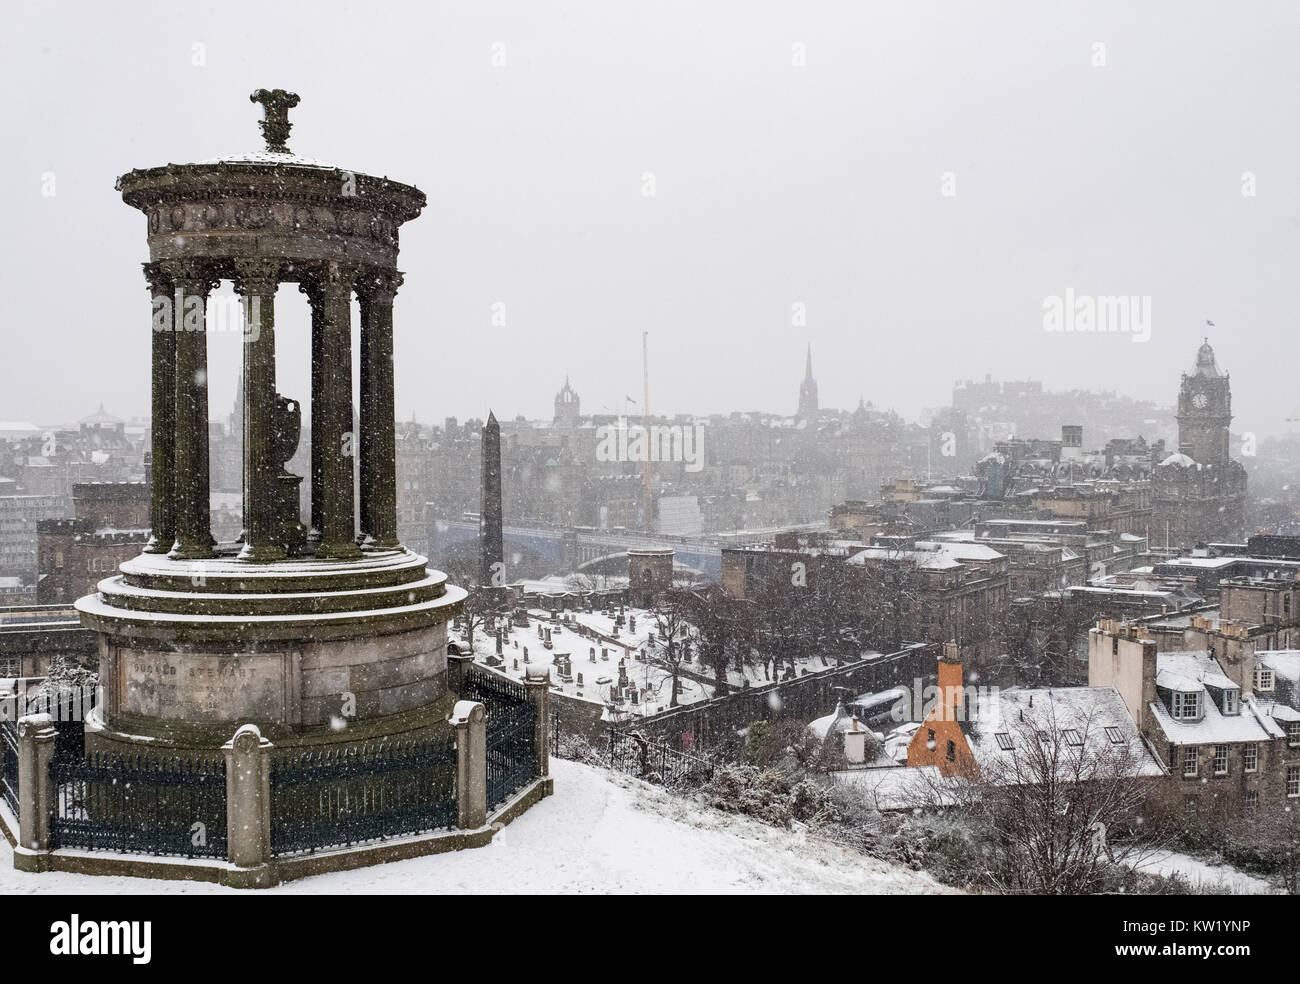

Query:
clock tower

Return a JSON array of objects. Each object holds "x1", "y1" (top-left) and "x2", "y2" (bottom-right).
[
  {"x1": 1153, "y1": 337, "x2": 1247, "y2": 548},
  {"x1": 1175, "y1": 338, "x2": 1232, "y2": 466}
]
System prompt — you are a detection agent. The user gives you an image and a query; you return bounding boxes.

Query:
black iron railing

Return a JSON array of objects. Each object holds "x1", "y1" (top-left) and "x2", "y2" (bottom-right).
[
  {"x1": 50, "y1": 753, "x2": 228, "y2": 859},
  {"x1": 269, "y1": 737, "x2": 457, "y2": 857},
  {"x1": 606, "y1": 728, "x2": 714, "y2": 786},
  {"x1": 1, "y1": 720, "x2": 18, "y2": 816},
  {"x1": 484, "y1": 700, "x2": 536, "y2": 809},
  {"x1": 464, "y1": 666, "x2": 537, "y2": 809},
  {"x1": 463, "y1": 665, "x2": 528, "y2": 722}
]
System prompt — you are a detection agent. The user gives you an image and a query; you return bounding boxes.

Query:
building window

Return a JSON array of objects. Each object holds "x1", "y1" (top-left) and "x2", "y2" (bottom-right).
[
  {"x1": 1183, "y1": 746, "x2": 1199, "y2": 777},
  {"x1": 1289, "y1": 723, "x2": 1300, "y2": 749},
  {"x1": 1289, "y1": 766, "x2": 1300, "y2": 799},
  {"x1": 1222, "y1": 689, "x2": 1238, "y2": 715},
  {"x1": 1255, "y1": 667, "x2": 1275, "y2": 692},
  {"x1": 1244, "y1": 742, "x2": 1258, "y2": 773},
  {"x1": 945, "y1": 740, "x2": 956, "y2": 762},
  {"x1": 1105, "y1": 726, "x2": 1125, "y2": 745},
  {"x1": 1245, "y1": 790, "x2": 1259, "y2": 810},
  {"x1": 995, "y1": 732, "x2": 1014, "y2": 751},
  {"x1": 1213, "y1": 744, "x2": 1228, "y2": 775},
  {"x1": 1172, "y1": 691, "x2": 1201, "y2": 720},
  {"x1": 1062, "y1": 728, "x2": 1083, "y2": 747}
]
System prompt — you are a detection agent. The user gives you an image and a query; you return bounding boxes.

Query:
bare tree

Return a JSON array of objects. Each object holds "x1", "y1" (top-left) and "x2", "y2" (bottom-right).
[
  {"x1": 857, "y1": 545, "x2": 921, "y2": 654},
  {"x1": 752, "y1": 577, "x2": 807, "y2": 681},
  {"x1": 649, "y1": 586, "x2": 695, "y2": 707},
  {"x1": 681, "y1": 584, "x2": 752, "y2": 698},
  {"x1": 998, "y1": 591, "x2": 1092, "y2": 687},
  {"x1": 565, "y1": 571, "x2": 609, "y2": 594},
  {"x1": 905, "y1": 702, "x2": 1163, "y2": 894},
  {"x1": 971, "y1": 702, "x2": 1161, "y2": 894},
  {"x1": 459, "y1": 583, "x2": 499, "y2": 654}
]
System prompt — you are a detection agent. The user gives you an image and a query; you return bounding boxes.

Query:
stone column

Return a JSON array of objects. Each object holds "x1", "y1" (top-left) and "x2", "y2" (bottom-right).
[
  {"x1": 451, "y1": 700, "x2": 487, "y2": 829},
  {"x1": 300, "y1": 279, "x2": 324, "y2": 548},
  {"x1": 315, "y1": 263, "x2": 361, "y2": 560},
  {"x1": 222, "y1": 724, "x2": 273, "y2": 884},
  {"x1": 16, "y1": 713, "x2": 56, "y2": 858},
  {"x1": 524, "y1": 664, "x2": 551, "y2": 779},
  {"x1": 143, "y1": 262, "x2": 176, "y2": 553},
  {"x1": 166, "y1": 260, "x2": 218, "y2": 559},
  {"x1": 357, "y1": 269, "x2": 402, "y2": 549},
  {"x1": 234, "y1": 259, "x2": 285, "y2": 562}
]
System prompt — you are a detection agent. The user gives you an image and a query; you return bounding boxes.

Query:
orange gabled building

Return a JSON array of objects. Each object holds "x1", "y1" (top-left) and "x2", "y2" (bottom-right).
[{"x1": 907, "y1": 642, "x2": 978, "y2": 777}]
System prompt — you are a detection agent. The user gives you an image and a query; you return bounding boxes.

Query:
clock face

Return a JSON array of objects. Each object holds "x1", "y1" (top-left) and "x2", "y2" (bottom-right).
[{"x1": 1192, "y1": 392, "x2": 1209, "y2": 409}]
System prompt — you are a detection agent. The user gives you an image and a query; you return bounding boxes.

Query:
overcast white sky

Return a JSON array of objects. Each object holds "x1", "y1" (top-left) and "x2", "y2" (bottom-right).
[{"x1": 3, "y1": 0, "x2": 1298, "y2": 437}]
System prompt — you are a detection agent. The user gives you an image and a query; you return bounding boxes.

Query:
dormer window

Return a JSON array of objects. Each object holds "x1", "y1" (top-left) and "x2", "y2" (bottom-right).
[
  {"x1": 1172, "y1": 690, "x2": 1201, "y2": 720},
  {"x1": 1255, "y1": 667, "x2": 1275, "y2": 692},
  {"x1": 1222, "y1": 688, "x2": 1239, "y2": 716}
]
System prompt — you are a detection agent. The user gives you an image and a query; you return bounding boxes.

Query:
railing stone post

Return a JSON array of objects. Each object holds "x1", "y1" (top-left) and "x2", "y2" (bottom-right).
[
  {"x1": 446, "y1": 652, "x2": 474, "y2": 697},
  {"x1": 451, "y1": 701, "x2": 487, "y2": 829},
  {"x1": 16, "y1": 713, "x2": 56, "y2": 863},
  {"x1": 222, "y1": 723, "x2": 274, "y2": 888},
  {"x1": 0, "y1": 684, "x2": 15, "y2": 802},
  {"x1": 524, "y1": 664, "x2": 551, "y2": 780}
]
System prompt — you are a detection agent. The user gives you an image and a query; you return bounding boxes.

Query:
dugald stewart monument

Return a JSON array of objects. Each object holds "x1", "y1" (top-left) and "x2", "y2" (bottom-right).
[{"x1": 78, "y1": 89, "x2": 466, "y2": 752}]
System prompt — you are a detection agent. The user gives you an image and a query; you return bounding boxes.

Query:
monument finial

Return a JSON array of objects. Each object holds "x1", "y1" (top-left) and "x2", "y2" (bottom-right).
[{"x1": 249, "y1": 88, "x2": 301, "y2": 154}]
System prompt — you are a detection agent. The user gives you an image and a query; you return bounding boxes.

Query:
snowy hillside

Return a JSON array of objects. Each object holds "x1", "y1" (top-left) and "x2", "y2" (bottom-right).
[{"x1": 1, "y1": 759, "x2": 951, "y2": 895}]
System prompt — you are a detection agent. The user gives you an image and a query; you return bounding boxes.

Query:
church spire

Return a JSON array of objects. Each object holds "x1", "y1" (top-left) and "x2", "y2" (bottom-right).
[{"x1": 798, "y1": 344, "x2": 819, "y2": 416}]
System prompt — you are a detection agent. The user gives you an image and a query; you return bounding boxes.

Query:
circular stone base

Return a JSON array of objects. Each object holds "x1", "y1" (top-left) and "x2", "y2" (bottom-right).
[{"x1": 74, "y1": 549, "x2": 465, "y2": 745}]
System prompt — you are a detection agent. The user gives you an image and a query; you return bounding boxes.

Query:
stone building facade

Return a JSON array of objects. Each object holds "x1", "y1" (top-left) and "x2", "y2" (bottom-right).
[
  {"x1": 36, "y1": 482, "x2": 150, "y2": 604},
  {"x1": 1089, "y1": 620, "x2": 1300, "y2": 817}
]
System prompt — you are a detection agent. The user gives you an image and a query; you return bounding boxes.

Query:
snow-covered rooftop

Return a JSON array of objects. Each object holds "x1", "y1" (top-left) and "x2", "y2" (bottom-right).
[
  {"x1": 964, "y1": 686, "x2": 1164, "y2": 778},
  {"x1": 1147, "y1": 651, "x2": 1276, "y2": 744}
]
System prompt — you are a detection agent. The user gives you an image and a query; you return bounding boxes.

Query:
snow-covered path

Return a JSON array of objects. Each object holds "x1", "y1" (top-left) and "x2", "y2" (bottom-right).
[{"x1": 0, "y1": 759, "x2": 950, "y2": 895}]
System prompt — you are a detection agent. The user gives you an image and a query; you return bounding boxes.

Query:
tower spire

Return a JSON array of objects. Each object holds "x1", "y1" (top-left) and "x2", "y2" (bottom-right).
[{"x1": 798, "y1": 344, "x2": 819, "y2": 416}]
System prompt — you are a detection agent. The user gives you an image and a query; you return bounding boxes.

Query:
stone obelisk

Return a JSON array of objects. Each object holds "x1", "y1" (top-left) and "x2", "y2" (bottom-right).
[{"x1": 479, "y1": 411, "x2": 504, "y2": 592}]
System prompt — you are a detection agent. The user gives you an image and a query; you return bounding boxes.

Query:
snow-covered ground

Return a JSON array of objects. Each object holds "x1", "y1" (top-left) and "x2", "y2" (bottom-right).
[
  {"x1": 454, "y1": 606, "x2": 857, "y2": 720},
  {"x1": 0, "y1": 759, "x2": 949, "y2": 895},
  {"x1": 1133, "y1": 849, "x2": 1276, "y2": 895}
]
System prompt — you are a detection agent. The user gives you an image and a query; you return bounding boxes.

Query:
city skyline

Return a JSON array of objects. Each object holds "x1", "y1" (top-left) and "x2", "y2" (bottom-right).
[{"x1": 4, "y1": 1, "x2": 1299, "y2": 437}]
